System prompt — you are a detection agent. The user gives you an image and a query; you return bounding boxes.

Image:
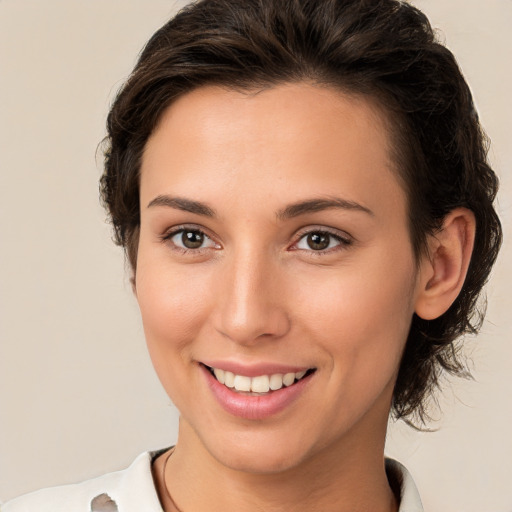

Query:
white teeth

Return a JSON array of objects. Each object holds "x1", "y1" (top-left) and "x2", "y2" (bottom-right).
[
  {"x1": 283, "y1": 372, "x2": 296, "y2": 387},
  {"x1": 269, "y1": 374, "x2": 284, "y2": 390},
  {"x1": 233, "y1": 375, "x2": 251, "y2": 392},
  {"x1": 210, "y1": 367, "x2": 310, "y2": 393},
  {"x1": 224, "y1": 371, "x2": 235, "y2": 388},
  {"x1": 251, "y1": 375, "x2": 270, "y2": 393},
  {"x1": 213, "y1": 368, "x2": 225, "y2": 384}
]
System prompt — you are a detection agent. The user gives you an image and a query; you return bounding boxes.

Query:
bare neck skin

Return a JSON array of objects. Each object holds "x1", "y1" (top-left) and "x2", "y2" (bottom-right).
[{"x1": 152, "y1": 393, "x2": 398, "y2": 512}]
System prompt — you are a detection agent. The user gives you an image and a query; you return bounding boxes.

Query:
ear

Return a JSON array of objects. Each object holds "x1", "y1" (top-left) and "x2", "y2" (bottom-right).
[{"x1": 415, "y1": 208, "x2": 476, "y2": 320}]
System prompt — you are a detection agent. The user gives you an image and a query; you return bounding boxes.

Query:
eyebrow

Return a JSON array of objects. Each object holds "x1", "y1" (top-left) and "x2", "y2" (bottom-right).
[
  {"x1": 276, "y1": 197, "x2": 374, "y2": 220},
  {"x1": 147, "y1": 194, "x2": 373, "y2": 220},
  {"x1": 147, "y1": 195, "x2": 216, "y2": 217}
]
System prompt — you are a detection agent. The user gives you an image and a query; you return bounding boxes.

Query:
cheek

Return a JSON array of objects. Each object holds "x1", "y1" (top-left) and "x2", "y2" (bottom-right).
[
  {"x1": 135, "y1": 255, "x2": 219, "y2": 410},
  {"x1": 135, "y1": 253, "x2": 214, "y2": 357},
  {"x1": 290, "y1": 248, "x2": 417, "y2": 371}
]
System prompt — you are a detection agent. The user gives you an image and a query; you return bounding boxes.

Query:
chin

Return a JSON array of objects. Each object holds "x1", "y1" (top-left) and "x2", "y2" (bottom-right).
[
  {"x1": 192, "y1": 420, "x2": 330, "y2": 476},
  {"x1": 211, "y1": 442, "x2": 309, "y2": 475}
]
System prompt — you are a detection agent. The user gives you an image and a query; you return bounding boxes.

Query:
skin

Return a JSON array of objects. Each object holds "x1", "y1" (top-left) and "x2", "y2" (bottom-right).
[{"x1": 135, "y1": 83, "x2": 474, "y2": 512}]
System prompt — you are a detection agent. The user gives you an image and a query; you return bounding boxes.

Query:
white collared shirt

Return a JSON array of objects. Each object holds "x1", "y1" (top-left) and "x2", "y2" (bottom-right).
[{"x1": 1, "y1": 451, "x2": 423, "y2": 511}]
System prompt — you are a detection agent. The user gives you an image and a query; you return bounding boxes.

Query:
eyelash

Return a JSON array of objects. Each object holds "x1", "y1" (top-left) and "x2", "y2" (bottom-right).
[
  {"x1": 160, "y1": 225, "x2": 219, "y2": 254},
  {"x1": 292, "y1": 228, "x2": 353, "y2": 255},
  {"x1": 160, "y1": 226, "x2": 353, "y2": 255}
]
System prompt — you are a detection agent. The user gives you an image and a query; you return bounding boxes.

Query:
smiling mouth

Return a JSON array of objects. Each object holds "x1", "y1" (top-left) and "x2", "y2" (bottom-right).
[{"x1": 203, "y1": 364, "x2": 316, "y2": 394}]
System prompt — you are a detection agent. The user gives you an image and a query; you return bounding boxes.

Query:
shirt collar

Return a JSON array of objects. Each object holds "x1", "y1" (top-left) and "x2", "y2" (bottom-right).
[
  {"x1": 386, "y1": 458, "x2": 424, "y2": 512},
  {"x1": 93, "y1": 451, "x2": 424, "y2": 512}
]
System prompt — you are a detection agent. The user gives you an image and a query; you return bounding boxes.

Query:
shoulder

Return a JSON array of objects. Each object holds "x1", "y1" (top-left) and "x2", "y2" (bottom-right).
[{"x1": 1, "y1": 450, "x2": 166, "y2": 512}]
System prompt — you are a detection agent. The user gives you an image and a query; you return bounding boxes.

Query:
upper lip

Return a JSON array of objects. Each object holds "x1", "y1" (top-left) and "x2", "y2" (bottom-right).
[{"x1": 200, "y1": 360, "x2": 313, "y2": 377}]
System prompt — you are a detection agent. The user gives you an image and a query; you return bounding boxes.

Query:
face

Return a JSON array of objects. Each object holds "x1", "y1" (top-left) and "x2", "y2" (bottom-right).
[{"x1": 136, "y1": 83, "x2": 424, "y2": 473}]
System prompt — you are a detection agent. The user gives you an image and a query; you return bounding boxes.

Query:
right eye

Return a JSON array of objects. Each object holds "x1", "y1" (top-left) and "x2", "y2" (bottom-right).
[{"x1": 165, "y1": 228, "x2": 218, "y2": 251}]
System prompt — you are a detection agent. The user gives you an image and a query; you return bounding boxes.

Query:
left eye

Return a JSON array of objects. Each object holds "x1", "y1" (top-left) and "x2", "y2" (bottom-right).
[
  {"x1": 295, "y1": 231, "x2": 345, "y2": 251},
  {"x1": 169, "y1": 229, "x2": 217, "y2": 250}
]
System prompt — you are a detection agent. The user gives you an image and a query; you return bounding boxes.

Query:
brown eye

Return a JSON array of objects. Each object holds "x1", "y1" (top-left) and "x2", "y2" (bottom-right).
[
  {"x1": 168, "y1": 228, "x2": 217, "y2": 251},
  {"x1": 182, "y1": 230, "x2": 204, "y2": 249},
  {"x1": 306, "y1": 232, "x2": 331, "y2": 250},
  {"x1": 295, "y1": 230, "x2": 350, "y2": 253}
]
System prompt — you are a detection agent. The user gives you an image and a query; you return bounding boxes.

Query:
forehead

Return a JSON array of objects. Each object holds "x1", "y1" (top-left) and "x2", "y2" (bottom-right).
[
  {"x1": 140, "y1": 83, "x2": 406, "y2": 222},
  {"x1": 145, "y1": 83, "x2": 393, "y2": 161}
]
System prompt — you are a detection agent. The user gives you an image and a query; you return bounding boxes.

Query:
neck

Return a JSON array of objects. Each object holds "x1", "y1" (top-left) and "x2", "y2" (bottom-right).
[{"x1": 154, "y1": 420, "x2": 398, "y2": 512}]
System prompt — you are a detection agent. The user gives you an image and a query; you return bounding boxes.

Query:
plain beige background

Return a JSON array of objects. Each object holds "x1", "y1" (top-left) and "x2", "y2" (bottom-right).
[{"x1": 0, "y1": 1, "x2": 510, "y2": 510}]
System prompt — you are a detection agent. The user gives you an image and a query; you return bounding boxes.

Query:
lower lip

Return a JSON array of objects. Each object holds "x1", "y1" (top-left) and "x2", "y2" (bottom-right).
[{"x1": 201, "y1": 365, "x2": 313, "y2": 420}]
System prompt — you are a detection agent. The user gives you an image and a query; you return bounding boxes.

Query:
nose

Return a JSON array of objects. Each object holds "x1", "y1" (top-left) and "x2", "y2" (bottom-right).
[{"x1": 213, "y1": 248, "x2": 291, "y2": 345}]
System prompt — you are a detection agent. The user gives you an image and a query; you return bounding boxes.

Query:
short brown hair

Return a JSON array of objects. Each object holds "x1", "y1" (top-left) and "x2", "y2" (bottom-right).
[{"x1": 101, "y1": 0, "x2": 502, "y2": 426}]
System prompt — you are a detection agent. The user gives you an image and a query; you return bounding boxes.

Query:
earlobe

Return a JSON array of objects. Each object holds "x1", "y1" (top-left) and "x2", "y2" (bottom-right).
[{"x1": 415, "y1": 208, "x2": 476, "y2": 320}]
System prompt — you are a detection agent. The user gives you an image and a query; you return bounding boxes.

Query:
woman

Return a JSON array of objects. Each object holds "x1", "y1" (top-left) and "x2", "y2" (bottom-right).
[{"x1": 2, "y1": 0, "x2": 501, "y2": 511}]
